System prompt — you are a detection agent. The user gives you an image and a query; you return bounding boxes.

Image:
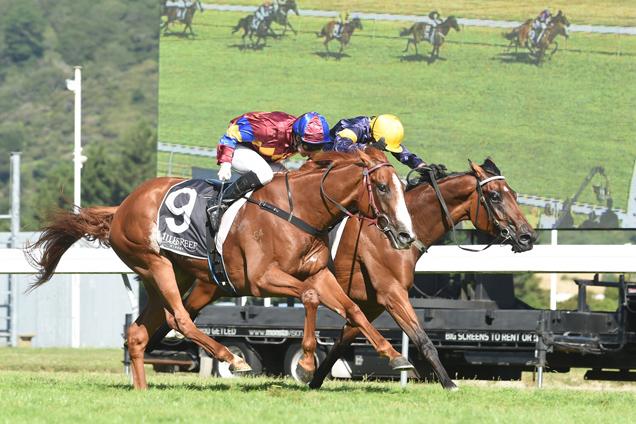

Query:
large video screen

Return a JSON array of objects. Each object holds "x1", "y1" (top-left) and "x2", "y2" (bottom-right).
[{"x1": 157, "y1": 2, "x2": 636, "y2": 230}]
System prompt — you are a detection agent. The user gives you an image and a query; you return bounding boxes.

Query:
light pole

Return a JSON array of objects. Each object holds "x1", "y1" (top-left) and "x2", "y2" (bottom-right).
[{"x1": 66, "y1": 66, "x2": 85, "y2": 348}]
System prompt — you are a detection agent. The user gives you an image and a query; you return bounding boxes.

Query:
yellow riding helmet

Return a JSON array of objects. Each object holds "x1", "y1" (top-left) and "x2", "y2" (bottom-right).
[{"x1": 369, "y1": 114, "x2": 404, "y2": 153}]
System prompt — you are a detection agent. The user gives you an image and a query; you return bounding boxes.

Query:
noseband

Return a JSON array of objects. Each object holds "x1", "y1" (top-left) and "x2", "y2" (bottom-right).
[
  {"x1": 414, "y1": 168, "x2": 518, "y2": 253},
  {"x1": 321, "y1": 161, "x2": 394, "y2": 232}
]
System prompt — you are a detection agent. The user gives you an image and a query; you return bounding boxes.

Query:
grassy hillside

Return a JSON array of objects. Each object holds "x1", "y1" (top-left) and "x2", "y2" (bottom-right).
[
  {"x1": 158, "y1": 7, "x2": 635, "y2": 227},
  {"x1": 0, "y1": 0, "x2": 158, "y2": 231}
]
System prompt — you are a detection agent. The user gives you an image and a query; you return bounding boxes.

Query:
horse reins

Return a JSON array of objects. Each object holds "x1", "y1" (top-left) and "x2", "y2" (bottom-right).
[
  {"x1": 414, "y1": 168, "x2": 513, "y2": 254},
  {"x1": 320, "y1": 161, "x2": 394, "y2": 233},
  {"x1": 245, "y1": 172, "x2": 329, "y2": 237},
  {"x1": 244, "y1": 160, "x2": 394, "y2": 237}
]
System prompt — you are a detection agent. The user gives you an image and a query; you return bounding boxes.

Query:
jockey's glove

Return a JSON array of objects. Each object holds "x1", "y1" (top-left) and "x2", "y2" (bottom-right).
[
  {"x1": 372, "y1": 137, "x2": 387, "y2": 151},
  {"x1": 218, "y1": 162, "x2": 232, "y2": 182},
  {"x1": 418, "y1": 163, "x2": 448, "y2": 180}
]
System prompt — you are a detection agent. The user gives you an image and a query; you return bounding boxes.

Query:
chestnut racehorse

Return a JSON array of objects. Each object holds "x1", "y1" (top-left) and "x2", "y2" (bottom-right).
[
  {"x1": 148, "y1": 158, "x2": 536, "y2": 389},
  {"x1": 400, "y1": 16, "x2": 460, "y2": 58},
  {"x1": 504, "y1": 10, "x2": 570, "y2": 58},
  {"x1": 317, "y1": 17, "x2": 363, "y2": 55},
  {"x1": 25, "y1": 148, "x2": 416, "y2": 389},
  {"x1": 534, "y1": 20, "x2": 569, "y2": 64}
]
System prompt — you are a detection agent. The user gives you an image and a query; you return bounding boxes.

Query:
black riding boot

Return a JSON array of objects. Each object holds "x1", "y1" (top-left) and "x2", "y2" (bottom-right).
[{"x1": 208, "y1": 171, "x2": 263, "y2": 232}]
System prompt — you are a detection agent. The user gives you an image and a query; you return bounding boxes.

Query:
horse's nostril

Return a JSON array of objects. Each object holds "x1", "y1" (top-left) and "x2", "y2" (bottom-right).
[
  {"x1": 520, "y1": 234, "x2": 533, "y2": 244},
  {"x1": 398, "y1": 232, "x2": 414, "y2": 245}
]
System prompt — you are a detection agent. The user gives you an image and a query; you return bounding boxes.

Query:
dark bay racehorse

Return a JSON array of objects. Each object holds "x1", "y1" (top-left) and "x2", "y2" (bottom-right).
[
  {"x1": 309, "y1": 158, "x2": 537, "y2": 390},
  {"x1": 400, "y1": 16, "x2": 460, "y2": 58},
  {"x1": 317, "y1": 17, "x2": 363, "y2": 55},
  {"x1": 232, "y1": 12, "x2": 277, "y2": 48},
  {"x1": 504, "y1": 10, "x2": 570, "y2": 57},
  {"x1": 148, "y1": 158, "x2": 536, "y2": 390},
  {"x1": 161, "y1": 0, "x2": 203, "y2": 38},
  {"x1": 25, "y1": 148, "x2": 416, "y2": 389},
  {"x1": 272, "y1": 0, "x2": 299, "y2": 36}
]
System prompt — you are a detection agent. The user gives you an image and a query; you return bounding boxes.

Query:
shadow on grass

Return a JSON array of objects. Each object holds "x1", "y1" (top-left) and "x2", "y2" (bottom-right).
[
  {"x1": 399, "y1": 54, "x2": 446, "y2": 65},
  {"x1": 494, "y1": 52, "x2": 540, "y2": 65},
  {"x1": 109, "y1": 378, "x2": 392, "y2": 393},
  {"x1": 228, "y1": 43, "x2": 270, "y2": 51},
  {"x1": 313, "y1": 51, "x2": 352, "y2": 61},
  {"x1": 161, "y1": 31, "x2": 197, "y2": 40}
]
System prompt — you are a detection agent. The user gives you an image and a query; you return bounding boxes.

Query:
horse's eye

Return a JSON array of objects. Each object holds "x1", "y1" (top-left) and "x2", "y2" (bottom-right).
[
  {"x1": 377, "y1": 184, "x2": 388, "y2": 194},
  {"x1": 490, "y1": 191, "x2": 502, "y2": 203}
]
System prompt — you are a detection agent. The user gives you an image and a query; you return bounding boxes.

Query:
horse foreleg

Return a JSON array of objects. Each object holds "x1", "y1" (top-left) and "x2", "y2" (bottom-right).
[
  {"x1": 308, "y1": 269, "x2": 413, "y2": 370},
  {"x1": 296, "y1": 289, "x2": 320, "y2": 383},
  {"x1": 381, "y1": 288, "x2": 457, "y2": 390},
  {"x1": 550, "y1": 41, "x2": 559, "y2": 57},
  {"x1": 288, "y1": 22, "x2": 297, "y2": 35},
  {"x1": 403, "y1": 39, "x2": 411, "y2": 53}
]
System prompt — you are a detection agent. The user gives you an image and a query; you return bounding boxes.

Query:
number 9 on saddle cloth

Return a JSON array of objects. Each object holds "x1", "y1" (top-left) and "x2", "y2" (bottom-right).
[{"x1": 157, "y1": 179, "x2": 240, "y2": 294}]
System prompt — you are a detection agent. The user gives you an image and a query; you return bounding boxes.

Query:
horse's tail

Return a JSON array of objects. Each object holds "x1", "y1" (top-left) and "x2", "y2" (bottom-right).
[
  {"x1": 503, "y1": 29, "x2": 518, "y2": 41},
  {"x1": 233, "y1": 17, "x2": 247, "y2": 34},
  {"x1": 400, "y1": 24, "x2": 415, "y2": 37},
  {"x1": 24, "y1": 205, "x2": 118, "y2": 293}
]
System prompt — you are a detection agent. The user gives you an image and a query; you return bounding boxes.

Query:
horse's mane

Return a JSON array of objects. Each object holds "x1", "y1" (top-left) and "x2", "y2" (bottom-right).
[
  {"x1": 298, "y1": 147, "x2": 387, "y2": 172},
  {"x1": 406, "y1": 157, "x2": 501, "y2": 191}
]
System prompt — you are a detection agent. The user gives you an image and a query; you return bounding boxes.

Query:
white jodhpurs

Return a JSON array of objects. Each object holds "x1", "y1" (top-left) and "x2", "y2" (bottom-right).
[{"x1": 230, "y1": 144, "x2": 287, "y2": 185}]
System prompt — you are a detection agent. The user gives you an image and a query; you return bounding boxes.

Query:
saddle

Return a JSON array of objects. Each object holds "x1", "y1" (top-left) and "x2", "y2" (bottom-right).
[
  {"x1": 155, "y1": 178, "x2": 243, "y2": 295},
  {"x1": 332, "y1": 22, "x2": 344, "y2": 38}
]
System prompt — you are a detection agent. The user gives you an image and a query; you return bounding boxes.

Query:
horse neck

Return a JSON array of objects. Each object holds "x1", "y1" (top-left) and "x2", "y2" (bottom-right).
[
  {"x1": 271, "y1": 167, "x2": 367, "y2": 230},
  {"x1": 406, "y1": 175, "x2": 476, "y2": 248},
  {"x1": 547, "y1": 26, "x2": 562, "y2": 42},
  {"x1": 439, "y1": 20, "x2": 456, "y2": 36}
]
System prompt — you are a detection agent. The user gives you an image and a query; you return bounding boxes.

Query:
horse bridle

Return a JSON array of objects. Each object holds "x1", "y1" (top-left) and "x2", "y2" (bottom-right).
[
  {"x1": 412, "y1": 168, "x2": 519, "y2": 253},
  {"x1": 245, "y1": 161, "x2": 393, "y2": 238},
  {"x1": 320, "y1": 161, "x2": 394, "y2": 233}
]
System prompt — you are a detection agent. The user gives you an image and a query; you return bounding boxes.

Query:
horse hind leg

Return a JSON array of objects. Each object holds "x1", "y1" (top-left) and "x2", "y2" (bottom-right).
[
  {"x1": 148, "y1": 260, "x2": 252, "y2": 379},
  {"x1": 309, "y1": 316, "x2": 372, "y2": 389},
  {"x1": 127, "y1": 291, "x2": 167, "y2": 389}
]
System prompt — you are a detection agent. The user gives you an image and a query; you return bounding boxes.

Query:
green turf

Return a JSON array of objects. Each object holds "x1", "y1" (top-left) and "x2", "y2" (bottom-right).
[{"x1": 158, "y1": 10, "x2": 636, "y2": 223}]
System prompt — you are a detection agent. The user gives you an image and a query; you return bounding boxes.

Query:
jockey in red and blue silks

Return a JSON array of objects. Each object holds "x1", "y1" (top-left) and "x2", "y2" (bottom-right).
[
  {"x1": 325, "y1": 115, "x2": 426, "y2": 170},
  {"x1": 210, "y1": 111, "x2": 330, "y2": 230}
]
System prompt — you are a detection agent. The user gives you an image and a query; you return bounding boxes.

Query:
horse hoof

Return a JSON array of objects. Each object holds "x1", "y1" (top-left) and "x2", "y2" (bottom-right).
[
  {"x1": 229, "y1": 358, "x2": 252, "y2": 373},
  {"x1": 295, "y1": 363, "x2": 314, "y2": 384},
  {"x1": 447, "y1": 384, "x2": 459, "y2": 392},
  {"x1": 389, "y1": 356, "x2": 414, "y2": 371}
]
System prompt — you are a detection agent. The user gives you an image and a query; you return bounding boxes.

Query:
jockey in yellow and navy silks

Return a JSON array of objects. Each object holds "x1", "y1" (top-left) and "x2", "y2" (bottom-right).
[
  {"x1": 210, "y1": 111, "x2": 330, "y2": 230},
  {"x1": 325, "y1": 114, "x2": 425, "y2": 170}
]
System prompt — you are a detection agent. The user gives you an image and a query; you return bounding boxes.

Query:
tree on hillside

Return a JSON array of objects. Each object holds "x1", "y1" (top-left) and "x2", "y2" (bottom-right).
[
  {"x1": 3, "y1": 3, "x2": 46, "y2": 63},
  {"x1": 81, "y1": 120, "x2": 157, "y2": 207}
]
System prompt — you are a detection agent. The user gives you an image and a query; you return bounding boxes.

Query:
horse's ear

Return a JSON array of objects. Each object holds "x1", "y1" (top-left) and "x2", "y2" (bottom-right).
[
  {"x1": 362, "y1": 145, "x2": 387, "y2": 164},
  {"x1": 469, "y1": 159, "x2": 488, "y2": 179}
]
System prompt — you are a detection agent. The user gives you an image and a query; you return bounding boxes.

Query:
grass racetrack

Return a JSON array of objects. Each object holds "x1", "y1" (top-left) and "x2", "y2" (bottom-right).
[
  {"x1": 158, "y1": 2, "x2": 635, "y2": 228},
  {"x1": 1, "y1": 348, "x2": 636, "y2": 423}
]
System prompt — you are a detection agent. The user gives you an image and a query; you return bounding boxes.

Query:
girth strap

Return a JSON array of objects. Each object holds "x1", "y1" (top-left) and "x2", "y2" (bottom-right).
[{"x1": 245, "y1": 172, "x2": 329, "y2": 237}]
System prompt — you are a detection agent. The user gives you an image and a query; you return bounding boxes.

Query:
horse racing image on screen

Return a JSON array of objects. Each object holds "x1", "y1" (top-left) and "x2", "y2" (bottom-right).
[{"x1": 157, "y1": 1, "x2": 636, "y2": 230}]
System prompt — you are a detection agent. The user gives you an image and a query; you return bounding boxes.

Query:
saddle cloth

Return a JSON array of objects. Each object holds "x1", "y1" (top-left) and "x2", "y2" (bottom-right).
[
  {"x1": 156, "y1": 179, "x2": 249, "y2": 259},
  {"x1": 157, "y1": 179, "x2": 217, "y2": 259}
]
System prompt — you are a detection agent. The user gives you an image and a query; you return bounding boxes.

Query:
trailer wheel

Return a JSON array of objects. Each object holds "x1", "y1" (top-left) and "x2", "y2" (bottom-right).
[
  {"x1": 283, "y1": 342, "x2": 326, "y2": 382},
  {"x1": 214, "y1": 341, "x2": 263, "y2": 378}
]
